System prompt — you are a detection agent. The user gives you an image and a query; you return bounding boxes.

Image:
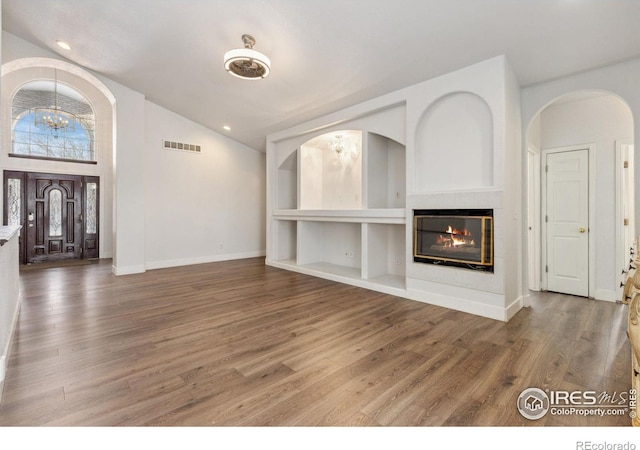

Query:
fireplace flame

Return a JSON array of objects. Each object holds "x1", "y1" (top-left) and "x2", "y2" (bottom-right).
[{"x1": 436, "y1": 225, "x2": 475, "y2": 248}]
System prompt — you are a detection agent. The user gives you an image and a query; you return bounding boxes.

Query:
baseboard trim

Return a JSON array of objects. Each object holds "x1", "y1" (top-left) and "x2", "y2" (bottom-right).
[
  {"x1": 146, "y1": 250, "x2": 266, "y2": 271},
  {"x1": 112, "y1": 264, "x2": 146, "y2": 276},
  {"x1": 594, "y1": 289, "x2": 617, "y2": 302},
  {"x1": 0, "y1": 292, "x2": 22, "y2": 404},
  {"x1": 405, "y1": 288, "x2": 513, "y2": 322},
  {"x1": 505, "y1": 295, "x2": 524, "y2": 321}
]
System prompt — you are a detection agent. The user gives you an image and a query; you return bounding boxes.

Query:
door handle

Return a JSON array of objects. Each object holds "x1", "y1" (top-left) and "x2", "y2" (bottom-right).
[{"x1": 579, "y1": 227, "x2": 586, "y2": 233}]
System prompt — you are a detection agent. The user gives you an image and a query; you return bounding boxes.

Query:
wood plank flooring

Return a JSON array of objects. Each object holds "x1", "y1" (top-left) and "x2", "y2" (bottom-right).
[{"x1": 0, "y1": 258, "x2": 631, "y2": 426}]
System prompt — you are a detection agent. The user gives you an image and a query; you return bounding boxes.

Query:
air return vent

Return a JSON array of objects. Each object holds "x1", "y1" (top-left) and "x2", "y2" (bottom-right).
[{"x1": 163, "y1": 140, "x2": 202, "y2": 154}]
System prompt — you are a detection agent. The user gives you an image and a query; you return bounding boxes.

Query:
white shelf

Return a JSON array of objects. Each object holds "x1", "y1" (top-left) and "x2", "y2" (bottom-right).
[
  {"x1": 367, "y1": 274, "x2": 406, "y2": 290},
  {"x1": 267, "y1": 259, "x2": 406, "y2": 297},
  {"x1": 273, "y1": 208, "x2": 406, "y2": 224},
  {"x1": 270, "y1": 130, "x2": 408, "y2": 298}
]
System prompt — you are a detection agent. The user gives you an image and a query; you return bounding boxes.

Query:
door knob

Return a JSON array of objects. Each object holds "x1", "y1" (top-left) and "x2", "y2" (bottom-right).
[{"x1": 579, "y1": 227, "x2": 586, "y2": 233}]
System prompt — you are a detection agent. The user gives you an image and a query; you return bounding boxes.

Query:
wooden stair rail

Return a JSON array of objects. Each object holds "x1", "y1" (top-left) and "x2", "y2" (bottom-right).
[{"x1": 622, "y1": 240, "x2": 640, "y2": 426}]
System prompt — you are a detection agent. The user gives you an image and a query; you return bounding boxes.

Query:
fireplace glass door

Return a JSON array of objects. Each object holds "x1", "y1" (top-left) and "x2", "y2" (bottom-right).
[{"x1": 413, "y1": 209, "x2": 493, "y2": 272}]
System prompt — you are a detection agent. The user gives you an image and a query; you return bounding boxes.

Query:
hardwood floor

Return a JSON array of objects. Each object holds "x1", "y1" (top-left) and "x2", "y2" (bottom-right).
[{"x1": 0, "y1": 258, "x2": 631, "y2": 426}]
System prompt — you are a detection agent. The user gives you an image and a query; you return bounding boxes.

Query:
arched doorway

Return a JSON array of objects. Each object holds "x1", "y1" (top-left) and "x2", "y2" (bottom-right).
[{"x1": 526, "y1": 90, "x2": 634, "y2": 301}]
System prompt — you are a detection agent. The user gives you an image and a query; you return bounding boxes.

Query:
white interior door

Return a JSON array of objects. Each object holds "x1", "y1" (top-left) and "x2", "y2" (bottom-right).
[{"x1": 544, "y1": 149, "x2": 589, "y2": 297}]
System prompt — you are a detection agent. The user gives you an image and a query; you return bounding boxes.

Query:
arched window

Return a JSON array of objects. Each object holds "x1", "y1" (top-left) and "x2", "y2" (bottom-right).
[{"x1": 10, "y1": 79, "x2": 95, "y2": 162}]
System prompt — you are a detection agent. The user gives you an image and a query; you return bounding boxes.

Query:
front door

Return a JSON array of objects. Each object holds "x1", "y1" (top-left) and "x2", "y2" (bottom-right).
[
  {"x1": 544, "y1": 149, "x2": 589, "y2": 297},
  {"x1": 3, "y1": 171, "x2": 99, "y2": 264}
]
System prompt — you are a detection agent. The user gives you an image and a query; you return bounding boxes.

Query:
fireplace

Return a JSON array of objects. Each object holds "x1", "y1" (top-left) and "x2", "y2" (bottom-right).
[{"x1": 413, "y1": 209, "x2": 493, "y2": 272}]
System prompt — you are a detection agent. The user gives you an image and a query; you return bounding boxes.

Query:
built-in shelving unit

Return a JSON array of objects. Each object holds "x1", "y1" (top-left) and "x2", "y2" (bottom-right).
[{"x1": 270, "y1": 130, "x2": 407, "y2": 294}]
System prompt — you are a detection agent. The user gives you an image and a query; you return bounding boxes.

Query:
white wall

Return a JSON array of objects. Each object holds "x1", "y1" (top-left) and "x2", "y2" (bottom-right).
[
  {"x1": 539, "y1": 94, "x2": 633, "y2": 296},
  {"x1": 144, "y1": 101, "x2": 265, "y2": 269},
  {"x1": 503, "y1": 59, "x2": 523, "y2": 310},
  {"x1": 2, "y1": 31, "x2": 266, "y2": 274},
  {"x1": 299, "y1": 145, "x2": 323, "y2": 209},
  {"x1": 522, "y1": 58, "x2": 640, "y2": 238},
  {"x1": 108, "y1": 79, "x2": 146, "y2": 274}
]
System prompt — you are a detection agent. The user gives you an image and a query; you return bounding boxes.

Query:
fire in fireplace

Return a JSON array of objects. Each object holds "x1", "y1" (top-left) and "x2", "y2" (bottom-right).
[{"x1": 413, "y1": 209, "x2": 493, "y2": 272}]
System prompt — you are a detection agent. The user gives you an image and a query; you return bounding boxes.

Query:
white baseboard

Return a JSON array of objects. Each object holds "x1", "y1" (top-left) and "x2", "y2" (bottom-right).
[
  {"x1": 405, "y1": 288, "x2": 514, "y2": 322},
  {"x1": 111, "y1": 264, "x2": 146, "y2": 276},
  {"x1": 505, "y1": 295, "x2": 524, "y2": 321},
  {"x1": 0, "y1": 293, "x2": 22, "y2": 403},
  {"x1": 0, "y1": 355, "x2": 5, "y2": 386},
  {"x1": 594, "y1": 288, "x2": 617, "y2": 302},
  {"x1": 145, "y1": 250, "x2": 266, "y2": 271}
]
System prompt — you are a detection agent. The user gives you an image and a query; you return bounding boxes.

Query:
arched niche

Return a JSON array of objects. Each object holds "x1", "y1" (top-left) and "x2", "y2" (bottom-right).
[
  {"x1": 415, "y1": 92, "x2": 493, "y2": 192},
  {"x1": 299, "y1": 130, "x2": 362, "y2": 210}
]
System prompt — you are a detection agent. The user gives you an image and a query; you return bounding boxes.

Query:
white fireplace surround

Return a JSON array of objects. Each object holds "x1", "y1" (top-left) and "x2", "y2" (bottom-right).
[{"x1": 266, "y1": 56, "x2": 523, "y2": 322}]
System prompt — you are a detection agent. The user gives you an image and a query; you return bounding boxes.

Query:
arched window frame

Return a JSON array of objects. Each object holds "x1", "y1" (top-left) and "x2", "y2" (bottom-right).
[{"x1": 9, "y1": 80, "x2": 97, "y2": 164}]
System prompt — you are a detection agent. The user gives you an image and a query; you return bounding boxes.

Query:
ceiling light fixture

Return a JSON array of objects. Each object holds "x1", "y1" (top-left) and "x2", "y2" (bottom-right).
[
  {"x1": 329, "y1": 134, "x2": 360, "y2": 162},
  {"x1": 33, "y1": 69, "x2": 77, "y2": 138},
  {"x1": 224, "y1": 34, "x2": 270, "y2": 80},
  {"x1": 223, "y1": 125, "x2": 231, "y2": 131}
]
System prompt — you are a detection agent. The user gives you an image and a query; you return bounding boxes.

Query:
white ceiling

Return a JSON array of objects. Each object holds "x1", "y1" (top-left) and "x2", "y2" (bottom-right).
[{"x1": 4, "y1": 0, "x2": 640, "y2": 151}]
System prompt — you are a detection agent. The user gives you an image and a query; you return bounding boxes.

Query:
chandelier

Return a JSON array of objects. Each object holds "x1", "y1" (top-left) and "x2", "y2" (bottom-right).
[
  {"x1": 329, "y1": 134, "x2": 359, "y2": 162},
  {"x1": 33, "y1": 69, "x2": 77, "y2": 137},
  {"x1": 224, "y1": 34, "x2": 271, "y2": 80}
]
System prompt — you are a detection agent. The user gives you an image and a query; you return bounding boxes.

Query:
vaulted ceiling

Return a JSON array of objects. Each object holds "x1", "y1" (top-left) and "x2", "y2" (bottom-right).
[{"x1": 4, "y1": 0, "x2": 640, "y2": 151}]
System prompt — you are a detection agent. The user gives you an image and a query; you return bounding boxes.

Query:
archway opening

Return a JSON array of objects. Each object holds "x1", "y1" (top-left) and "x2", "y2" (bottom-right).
[{"x1": 525, "y1": 90, "x2": 634, "y2": 301}]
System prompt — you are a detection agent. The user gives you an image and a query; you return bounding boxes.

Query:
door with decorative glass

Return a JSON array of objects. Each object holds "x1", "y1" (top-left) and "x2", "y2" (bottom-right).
[{"x1": 3, "y1": 171, "x2": 99, "y2": 264}]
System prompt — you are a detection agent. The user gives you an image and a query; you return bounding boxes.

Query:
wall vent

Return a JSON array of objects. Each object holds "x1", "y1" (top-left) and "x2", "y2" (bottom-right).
[{"x1": 163, "y1": 139, "x2": 202, "y2": 154}]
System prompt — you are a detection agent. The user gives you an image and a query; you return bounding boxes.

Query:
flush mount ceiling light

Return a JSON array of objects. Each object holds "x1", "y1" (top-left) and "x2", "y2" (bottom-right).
[{"x1": 224, "y1": 34, "x2": 271, "y2": 80}]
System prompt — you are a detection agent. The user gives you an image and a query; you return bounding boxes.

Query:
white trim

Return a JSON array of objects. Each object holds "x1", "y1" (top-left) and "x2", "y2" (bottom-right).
[
  {"x1": 145, "y1": 250, "x2": 266, "y2": 271},
  {"x1": 505, "y1": 295, "x2": 525, "y2": 321},
  {"x1": 268, "y1": 259, "x2": 406, "y2": 298},
  {"x1": 594, "y1": 289, "x2": 617, "y2": 302},
  {"x1": 273, "y1": 208, "x2": 406, "y2": 224},
  {"x1": 616, "y1": 139, "x2": 634, "y2": 301},
  {"x1": 111, "y1": 264, "x2": 146, "y2": 276},
  {"x1": 405, "y1": 277, "x2": 512, "y2": 322},
  {"x1": 527, "y1": 146, "x2": 541, "y2": 292},
  {"x1": 541, "y1": 144, "x2": 595, "y2": 297},
  {"x1": 0, "y1": 292, "x2": 21, "y2": 403},
  {"x1": 2, "y1": 58, "x2": 116, "y2": 105}
]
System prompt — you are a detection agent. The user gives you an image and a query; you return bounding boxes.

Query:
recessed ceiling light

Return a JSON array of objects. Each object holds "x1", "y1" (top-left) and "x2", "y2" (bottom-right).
[
  {"x1": 223, "y1": 125, "x2": 231, "y2": 131},
  {"x1": 57, "y1": 41, "x2": 72, "y2": 50}
]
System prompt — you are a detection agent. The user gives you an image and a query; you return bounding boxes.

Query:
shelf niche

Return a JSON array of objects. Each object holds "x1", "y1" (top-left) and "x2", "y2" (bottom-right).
[
  {"x1": 365, "y1": 132, "x2": 405, "y2": 209},
  {"x1": 297, "y1": 221, "x2": 362, "y2": 277},
  {"x1": 277, "y1": 150, "x2": 298, "y2": 209},
  {"x1": 299, "y1": 130, "x2": 362, "y2": 210}
]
